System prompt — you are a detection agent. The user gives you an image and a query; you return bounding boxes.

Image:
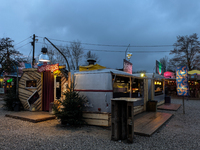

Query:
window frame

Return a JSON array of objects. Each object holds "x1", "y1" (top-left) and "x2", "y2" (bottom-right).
[{"x1": 25, "y1": 80, "x2": 37, "y2": 89}]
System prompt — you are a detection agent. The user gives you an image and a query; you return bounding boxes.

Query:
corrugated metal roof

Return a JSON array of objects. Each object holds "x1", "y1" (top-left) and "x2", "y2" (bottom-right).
[{"x1": 74, "y1": 69, "x2": 145, "y2": 79}]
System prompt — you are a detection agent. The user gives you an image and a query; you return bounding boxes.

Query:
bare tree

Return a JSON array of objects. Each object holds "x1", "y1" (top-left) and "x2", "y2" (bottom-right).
[
  {"x1": 65, "y1": 40, "x2": 84, "y2": 70},
  {"x1": 159, "y1": 56, "x2": 168, "y2": 72},
  {"x1": 169, "y1": 33, "x2": 200, "y2": 71},
  {"x1": 41, "y1": 40, "x2": 84, "y2": 70},
  {"x1": 46, "y1": 45, "x2": 68, "y2": 65}
]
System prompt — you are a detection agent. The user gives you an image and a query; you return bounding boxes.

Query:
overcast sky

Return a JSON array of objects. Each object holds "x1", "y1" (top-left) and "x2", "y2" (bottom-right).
[{"x1": 1, "y1": 0, "x2": 200, "y2": 72}]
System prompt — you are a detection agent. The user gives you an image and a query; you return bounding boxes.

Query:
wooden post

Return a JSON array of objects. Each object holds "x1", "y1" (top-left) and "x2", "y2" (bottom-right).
[
  {"x1": 151, "y1": 79, "x2": 154, "y2": 100},
  {"x1": 121, "y1": 101, "x2": 127, "y2": 140},
  {"x1": 182, "y1": 96, "x2": 185, "y2": 114},
  {"x1": 111, "y1": 101, "x2": 119, "y2": 140},
  {"x1": 163, "y1": 79, "x2": 165, "y2": 96},
  {"x1": 143, "y1": 78, "x2": 148, "y2": 111},
  {"x1": 130, "y1": 77, "x2": 132, "y2": 98},
  {"x1": 127, "y1": 102, "x2": 134, "y2": 143}
]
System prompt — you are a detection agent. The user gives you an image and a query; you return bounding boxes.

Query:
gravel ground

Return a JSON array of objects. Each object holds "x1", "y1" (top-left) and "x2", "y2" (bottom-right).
[{"x1": 0, "y1": 99, "x2": 200, "y2": 150}]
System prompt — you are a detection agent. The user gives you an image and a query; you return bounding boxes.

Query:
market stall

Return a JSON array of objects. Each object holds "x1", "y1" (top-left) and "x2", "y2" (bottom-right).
[
  {"x1": 147, "y1": 73, "x2": 165, "y2": 106},
  {"x1": 133, "y1": 73, "x2": 165, "y2": 106},
  {"x1": 73, "y1": 69, "x2": 148, "y2": 126},
  {"x1": 18, "y1": 65, "x2": 68, "y2": 111}
]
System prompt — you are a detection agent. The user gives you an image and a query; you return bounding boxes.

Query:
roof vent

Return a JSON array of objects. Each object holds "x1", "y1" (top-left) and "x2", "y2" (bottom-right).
[{"x1": 87, "y1": 58, "x2": 96, "y2": 65}]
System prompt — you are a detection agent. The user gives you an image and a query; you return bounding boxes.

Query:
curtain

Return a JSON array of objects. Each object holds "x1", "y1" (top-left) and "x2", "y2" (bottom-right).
[{"x1": 42, "y1": 71, "x2": 54, "y2": 111}]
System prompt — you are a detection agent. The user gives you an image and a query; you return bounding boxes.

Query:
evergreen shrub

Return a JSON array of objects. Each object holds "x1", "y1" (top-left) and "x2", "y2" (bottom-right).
[{"x1": 53, "y1": 84, "x2": 87, "y2": 126}]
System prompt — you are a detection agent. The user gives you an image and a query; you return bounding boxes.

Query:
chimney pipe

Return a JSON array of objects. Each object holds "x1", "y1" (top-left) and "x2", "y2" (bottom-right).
[{"x1": 87, "y1": 58, "x2": 96, "y2": 65}]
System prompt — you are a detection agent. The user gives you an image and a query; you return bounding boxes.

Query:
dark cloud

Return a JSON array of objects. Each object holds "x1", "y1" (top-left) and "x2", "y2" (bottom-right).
[{"x1": 1, "y1": 0, "x2": 200, "y2": 72}]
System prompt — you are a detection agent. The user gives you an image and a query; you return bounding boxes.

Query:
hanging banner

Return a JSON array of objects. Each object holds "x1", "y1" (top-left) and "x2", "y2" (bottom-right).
[
  {"x1": 176, "y1": 66, "x2": 189, "y2": 96},
  {"x1": 123, "y1": 59, "x2": 132, "y2": 74},
  {"x1": 156, "y1": 60, "x2": 163, "y2": 75},
  {"x1": 38, "y1": 63, "x2": 59, "y2": 73}
]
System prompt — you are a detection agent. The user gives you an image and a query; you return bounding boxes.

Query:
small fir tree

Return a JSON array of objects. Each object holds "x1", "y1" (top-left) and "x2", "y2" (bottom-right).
[{"x1": 53, "y1": 84, "x2": 87, "y2": 126}]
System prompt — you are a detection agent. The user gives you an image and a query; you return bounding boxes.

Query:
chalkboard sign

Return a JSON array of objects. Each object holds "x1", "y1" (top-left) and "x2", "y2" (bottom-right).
[{"x1": 28, "y1": 91, "x2": 39, "y2": 106}]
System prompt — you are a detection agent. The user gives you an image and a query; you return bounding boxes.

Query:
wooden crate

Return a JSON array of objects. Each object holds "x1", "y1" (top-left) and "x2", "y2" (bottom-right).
[
  {"x1": 83, "y1": 112, "x2": 111, "y2": 126},
  {"x1": 111, "y1": 100, "x2": 134, "y2": 143}
]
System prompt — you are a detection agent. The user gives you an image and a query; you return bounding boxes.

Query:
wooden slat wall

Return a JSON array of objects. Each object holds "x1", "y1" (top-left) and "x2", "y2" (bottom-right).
[
  {"x1": 134, "y1": 105, "x2": 144, "y2": 115},
  {"x1": 60, "y1": 72, "x2": 68, "y2": 101},
  {"x1": 19, "y1": 69, "x2": 42, "y2": 110},
  {"x1": 83, "y1": 112, "x2": 111, "y2": 126}
]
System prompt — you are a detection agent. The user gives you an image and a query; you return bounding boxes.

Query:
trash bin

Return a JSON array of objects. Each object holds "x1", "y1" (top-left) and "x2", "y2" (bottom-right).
[
  {"x1": 165, "y1": 96, "x2": 171, "y2": 103},
  {"x1": 13, "y1": 101, "x2": 20, "y2": 111},
  {"x1": 147, "y1": 100, "x2": 157, "y2": 112}
]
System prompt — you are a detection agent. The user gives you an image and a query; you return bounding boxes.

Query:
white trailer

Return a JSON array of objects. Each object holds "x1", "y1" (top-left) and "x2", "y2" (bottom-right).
[{"x1": 74, "y1": 69, "x2": 148, "y2": 126}]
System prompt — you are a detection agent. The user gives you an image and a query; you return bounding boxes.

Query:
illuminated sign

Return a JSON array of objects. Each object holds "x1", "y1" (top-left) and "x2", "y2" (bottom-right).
[
  {"x1": 38, "y1": 63, "x2": 59, "y2": 73},
  {"x1": 156, "y1": 60, "x2": 163, "y2": 75},
  {"x1": 176, "y1": 66, "x2": 189, "y2": 96},
  {"x1": 7, "y1": 78, "x2": 13, "y2": 83}
]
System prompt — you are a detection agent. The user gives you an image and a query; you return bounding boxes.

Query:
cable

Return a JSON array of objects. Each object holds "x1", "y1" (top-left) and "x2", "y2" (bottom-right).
[
  {"x1": 14, "y1": 36, "x2": 31, "y2": 46},
  {"x1": 27, "y1": 49, "x2": 32, "y2": 60},
  {"x1": 37, "y1": 35, "x2": 173, "y2": 48},
  {"x1": 36, "y1": 42, "x2": 171, "y2": 53},
  {"x1": 15, "y1": 43, "x2": 30, "y2": 50}
]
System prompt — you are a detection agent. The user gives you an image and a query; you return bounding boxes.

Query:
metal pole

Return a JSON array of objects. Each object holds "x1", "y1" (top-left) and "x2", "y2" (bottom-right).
[
  {"x1": 182, "y1": 96, "x2": 185, "y2": 114},
  {"x1": 44, "y1": 37, "x2": 70, "y2": 72},
  {"x1": 125, "y1": 44, "x2": 130, "y2": 60}
]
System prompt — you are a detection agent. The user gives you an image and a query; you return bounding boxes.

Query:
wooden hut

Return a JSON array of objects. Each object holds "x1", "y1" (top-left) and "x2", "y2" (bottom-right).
[{"x1": 19, "y1": 65, "x2": 68, "y2": 111}]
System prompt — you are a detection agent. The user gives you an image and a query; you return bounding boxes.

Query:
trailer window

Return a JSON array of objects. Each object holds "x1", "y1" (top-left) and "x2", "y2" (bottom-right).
[
  {"x1": 112, "y1": 76, "x2": 144, "y2": 98},
  {"x1": 26, "y1": 80, "x2": 37, "y2": 88},
  {"x1": 154, "y1": 80, "x2": 163, "y2": 96},
  {"x1": 132, "y1": 79, "x2": 143, "y2": 98},
  {"x1": 113, "y1": 76, "x2": 130, "y2": 98}
]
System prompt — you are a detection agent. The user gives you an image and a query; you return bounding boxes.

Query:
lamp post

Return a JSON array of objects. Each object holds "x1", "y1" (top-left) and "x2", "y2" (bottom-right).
[
  {"x1": 38, "y1": 37, "x2": 71, "y2": 87},
  {"x1": 125, "y1": 44, "x2": 130, "y2": 60},
  {"x1": 42, "y1": 37, "x2": 70, "y2": 72}
]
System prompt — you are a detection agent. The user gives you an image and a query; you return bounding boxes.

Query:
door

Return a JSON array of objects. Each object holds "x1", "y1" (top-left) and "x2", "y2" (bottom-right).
[{"x1": 42, "y1": 71, "x2": 54, "y2": 111}]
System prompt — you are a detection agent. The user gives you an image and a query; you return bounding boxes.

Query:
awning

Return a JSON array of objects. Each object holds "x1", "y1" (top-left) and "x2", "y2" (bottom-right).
[{"x1": 188, "y1": 70, "x2": 200, "y2": 75}]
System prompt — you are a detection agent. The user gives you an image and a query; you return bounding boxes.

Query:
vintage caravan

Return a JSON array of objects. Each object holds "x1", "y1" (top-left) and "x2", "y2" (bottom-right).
[{"x1": 74, "y1": 69, "x2": 148, "y2": 126}]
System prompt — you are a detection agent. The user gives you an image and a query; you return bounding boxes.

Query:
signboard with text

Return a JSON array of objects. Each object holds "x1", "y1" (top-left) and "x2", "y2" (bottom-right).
[{"x1": 38, "y1": 63, "x2": 59, "y2": 73}]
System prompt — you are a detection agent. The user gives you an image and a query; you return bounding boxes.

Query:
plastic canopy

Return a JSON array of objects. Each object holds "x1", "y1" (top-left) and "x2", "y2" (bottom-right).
[
  {"x1": 188, "y1": 70, "x2": 200, "y2": 75},
  {"x1": 79, "y1": 64, "x2": 106, "y2": 71}
]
